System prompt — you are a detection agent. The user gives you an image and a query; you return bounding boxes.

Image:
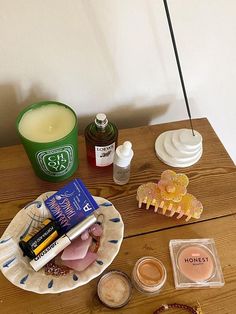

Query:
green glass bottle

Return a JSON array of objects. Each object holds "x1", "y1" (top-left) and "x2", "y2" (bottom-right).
[{"x1": 85, "y1": 113, "x2": 118, "y2": 167}]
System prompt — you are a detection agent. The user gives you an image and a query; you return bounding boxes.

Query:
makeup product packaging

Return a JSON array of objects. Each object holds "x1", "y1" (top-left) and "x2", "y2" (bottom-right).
[
  {"x1": 44, "y1": 179, "x2": 99, "y2": 233},
  {"x1": 97, "y1": 270, "x2": 132, "y2": 308},
  {"x1": 30, "y1": 214, "x2": 97, "y2": 271},
  {"x1": 169, "y1": 239, "x2": 225, "y2": 289},
  {"x1": 132, "y1": 256, "x2": 167, "y2": 295},
  {"x1": 19, "y1": 218, "x2": 61, "y2": 259}
]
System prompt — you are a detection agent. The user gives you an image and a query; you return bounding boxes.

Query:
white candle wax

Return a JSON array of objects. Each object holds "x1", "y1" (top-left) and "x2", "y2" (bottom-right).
[{"x1": 18, "y1": 104, "x2": 76, "y2": 143}]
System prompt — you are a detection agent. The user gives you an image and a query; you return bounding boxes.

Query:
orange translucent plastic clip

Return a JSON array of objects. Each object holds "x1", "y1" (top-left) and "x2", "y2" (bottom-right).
[{"x1": 137, "y1": 170, "x2": 203, "y2": 221}]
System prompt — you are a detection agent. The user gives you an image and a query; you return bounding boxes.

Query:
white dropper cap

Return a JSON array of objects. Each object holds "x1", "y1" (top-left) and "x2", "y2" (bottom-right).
[{"x1": 114, "y1": 141, "x2": 134, "y2": 167}]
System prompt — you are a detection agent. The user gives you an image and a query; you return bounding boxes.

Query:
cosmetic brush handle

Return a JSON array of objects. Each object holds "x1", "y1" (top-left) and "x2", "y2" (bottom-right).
[{"x1": 30, "y1": 235, "x2": 71, "y2": 271}]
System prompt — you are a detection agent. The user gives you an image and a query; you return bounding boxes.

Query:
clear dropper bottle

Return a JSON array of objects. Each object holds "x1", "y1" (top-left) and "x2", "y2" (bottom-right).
[{"x1": 113, "y1": 141, "x2": 134, "y2": 185}]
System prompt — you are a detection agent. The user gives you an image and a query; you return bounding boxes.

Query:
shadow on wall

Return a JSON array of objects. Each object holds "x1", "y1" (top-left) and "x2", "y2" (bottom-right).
[
  {"x1": 82, "y1": 0, "x2": 119, "y2": 86},
  {"x1": 0, "y1": 83, "x2": 55, "y2": 147},
  {"x1": 0, "y1": 84, "x2": 19, "y2": 146},
  {"x1": 77, "y1": 100, "x2": 170, "y2": 135},
  {"x1": 0, "y1": 83, "x2": 171, "y2": 146}
]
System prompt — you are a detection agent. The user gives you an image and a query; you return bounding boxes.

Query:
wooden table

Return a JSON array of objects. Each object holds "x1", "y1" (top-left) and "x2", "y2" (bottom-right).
[{"x1": 1, "y1": 118, "x2": 236, "y2": 314}]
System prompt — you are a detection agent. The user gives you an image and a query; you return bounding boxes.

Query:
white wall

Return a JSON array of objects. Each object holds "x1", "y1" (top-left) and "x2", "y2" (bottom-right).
[{"x1": 0, "y1": 0, "x2": 235, "y2": 163}]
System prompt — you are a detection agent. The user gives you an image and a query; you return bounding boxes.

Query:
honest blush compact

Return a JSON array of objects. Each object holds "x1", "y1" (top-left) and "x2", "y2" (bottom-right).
[{"x1": 169, "y1": 239, "x2": 225, "y2": 289}]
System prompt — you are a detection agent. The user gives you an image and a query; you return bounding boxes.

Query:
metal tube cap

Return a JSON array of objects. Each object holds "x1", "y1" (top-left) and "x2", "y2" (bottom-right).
[{"x1": 67, "y1": 214, "x2": 97, "y2": 241}]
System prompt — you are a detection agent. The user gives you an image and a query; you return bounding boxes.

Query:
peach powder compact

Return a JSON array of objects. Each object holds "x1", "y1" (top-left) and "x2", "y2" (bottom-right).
[{"x1": 169, "y1": 239, "x2": 225, "y2": 289}]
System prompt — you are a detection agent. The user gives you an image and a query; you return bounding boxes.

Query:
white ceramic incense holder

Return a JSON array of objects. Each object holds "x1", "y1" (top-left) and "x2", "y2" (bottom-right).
[{"x1": 155, "y1": 129, "x2": 203, "y2": 167}]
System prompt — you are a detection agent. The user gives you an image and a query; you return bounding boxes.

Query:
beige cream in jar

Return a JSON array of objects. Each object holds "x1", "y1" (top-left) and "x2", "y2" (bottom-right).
[
  {"x1": 97, "y1": 270, "x2": 132, "y2": 308},
  {"x1": 132, "y1": 256, "x2": 167, "y2": 294}
]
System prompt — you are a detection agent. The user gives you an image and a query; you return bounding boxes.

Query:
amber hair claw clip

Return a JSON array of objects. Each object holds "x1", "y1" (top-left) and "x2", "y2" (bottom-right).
[{"x1": 136, "y1": 170, "x2": 203, "y2": 221}]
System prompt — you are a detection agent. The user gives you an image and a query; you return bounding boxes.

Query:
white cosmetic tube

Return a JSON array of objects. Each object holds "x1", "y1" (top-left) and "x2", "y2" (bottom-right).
[{"x1": 30, "y1": 214, "x2": 97, "y2": 271}]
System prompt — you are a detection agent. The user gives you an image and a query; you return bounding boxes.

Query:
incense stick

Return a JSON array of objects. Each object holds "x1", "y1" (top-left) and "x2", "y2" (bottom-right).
[{"x1": 163, "y1": 0, "x2": 195, "y2": 136}]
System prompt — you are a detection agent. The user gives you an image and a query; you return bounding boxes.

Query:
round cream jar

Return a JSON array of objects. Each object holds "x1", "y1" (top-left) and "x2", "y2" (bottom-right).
[
  {"x1": 97, "y1": 270, "x2": 132, "y2": 308},
  {"x1": 132, "y1": 256, "x2": 167, "y2": 295}
]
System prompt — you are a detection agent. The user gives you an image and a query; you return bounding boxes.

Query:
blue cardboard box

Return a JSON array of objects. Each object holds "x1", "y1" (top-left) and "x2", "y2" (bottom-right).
[{"x1": 44, "y1": 179, "x2": 99, "y2": 233}]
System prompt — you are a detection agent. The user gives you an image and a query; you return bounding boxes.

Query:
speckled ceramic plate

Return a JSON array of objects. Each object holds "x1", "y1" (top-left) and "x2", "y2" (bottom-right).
[{"x1": 0, "y1": 192, "x2": 124, "y2": 294}]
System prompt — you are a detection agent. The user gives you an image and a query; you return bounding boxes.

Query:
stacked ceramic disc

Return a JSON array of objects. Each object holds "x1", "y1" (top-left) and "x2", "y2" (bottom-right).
[{"x1": 155, "y1": 129, "x2": 203, "y2": 167}]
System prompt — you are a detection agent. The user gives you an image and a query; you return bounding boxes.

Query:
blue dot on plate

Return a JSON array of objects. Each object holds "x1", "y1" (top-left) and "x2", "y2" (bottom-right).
[
  {"x1": 48, "y1": 280, "x2": 53, "y2": 288},
  {"x1": 109, "y1": 218, "x2": 120, "y2": 223},
  {"x1": 3, "y1": 257, "x2": 16, "y2": 268},
  {"x1": 73, "y1": 274, "x2": 79, "y2": 281},
  {"x1": 96, "y1": 260, "x2": 104, "y2": 265},
  {"x1": 100, "y1": 202, "x2": 112, "y2": 207},
  {"x1": 24, "y1": 201, "x2": 42, "y2": 209},
  {"x1": 108, "y1": 240, "x2": 119, "y2": 244},
  {"x1": 0, "y1": 237, "x2": 11, "y2": 244},
  {"x1": 20, "y1": 274, "x2": 29, "y2": 285}
]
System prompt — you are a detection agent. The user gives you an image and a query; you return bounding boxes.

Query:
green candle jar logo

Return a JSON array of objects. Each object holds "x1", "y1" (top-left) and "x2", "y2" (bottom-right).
[
  {"x1": 37, "y1": 146, "x2": 74, "y2": 176},
  {"x1": 16, "y1": 101, "x2": 79, "y2": 182}
]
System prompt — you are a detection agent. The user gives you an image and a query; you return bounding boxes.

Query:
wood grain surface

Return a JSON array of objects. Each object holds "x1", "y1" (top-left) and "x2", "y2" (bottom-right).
[
  {"x1": 0, "y1": 215, "x2": 235, "y2": 314},
  {"x1": 0, "y1": 118, "x2": 236, "y2": 314},
  {"x1": 1, "y1": 118, "x2": 235, "y2": 238}
]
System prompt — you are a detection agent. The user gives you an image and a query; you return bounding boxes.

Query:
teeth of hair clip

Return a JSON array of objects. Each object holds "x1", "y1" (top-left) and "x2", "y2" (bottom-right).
[
  {"x1": 136, "y1": 170, "x2": 203, "y2": 221},
  {"x1": 170, "y1": 207, "x2": 176, "y2": 217},
  {"x1": 176, "y1": 210, "x2": 185, "y2": 219}
]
